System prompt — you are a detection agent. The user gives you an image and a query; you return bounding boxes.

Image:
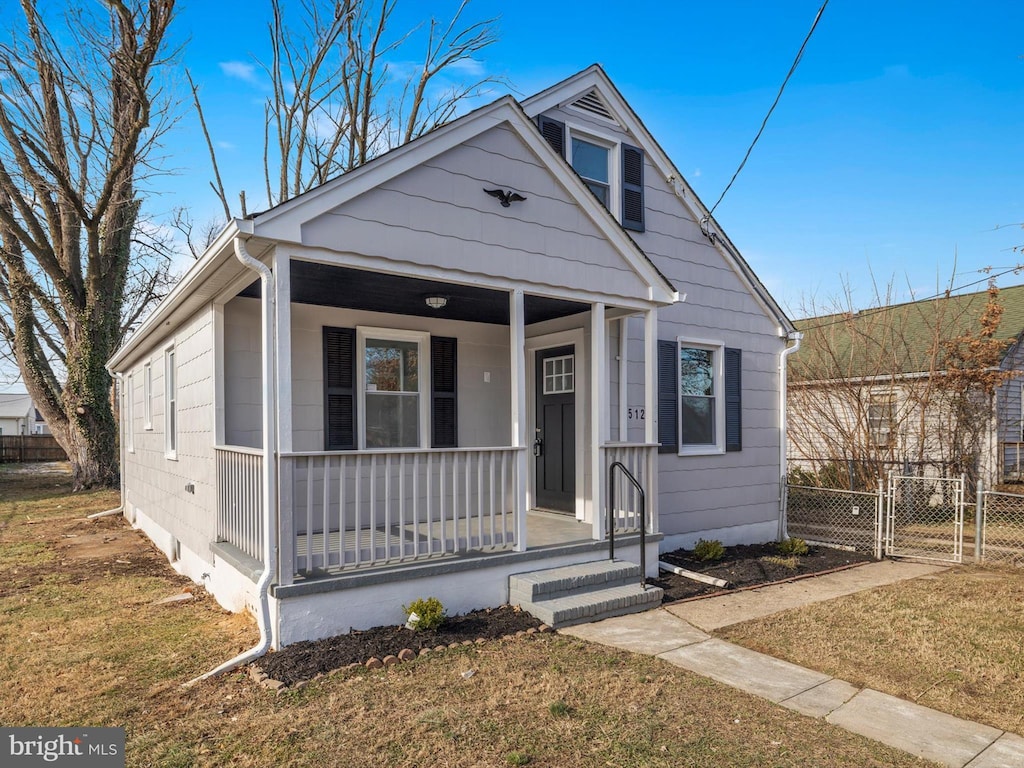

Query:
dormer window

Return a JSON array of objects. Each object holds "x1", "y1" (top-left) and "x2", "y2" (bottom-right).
[
  {"x1": 571, "y1": 137, "x2": 611, "y2": 206},
  {"x1": 536, "y1": 113, "x2": 646, "y2": 233}
]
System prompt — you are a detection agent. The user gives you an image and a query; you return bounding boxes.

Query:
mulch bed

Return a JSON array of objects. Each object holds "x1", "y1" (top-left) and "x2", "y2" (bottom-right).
[
  {"x1": 254, "y1": 542, "x2": 875, "y2": 687},
  {"x1": 256, "y1": 605, "x2": 543, "y2": 686},
  {"x1": 652, "y1": 542, "x2": 875, "y2": 602}
]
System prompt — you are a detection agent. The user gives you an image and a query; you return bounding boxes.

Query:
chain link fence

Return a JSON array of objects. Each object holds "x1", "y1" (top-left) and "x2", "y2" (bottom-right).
[
  {"x1": 785, "y1": 484, "x2": 883, "y2": 558},
  {"x1": 979, "y1": 491, "x2": 1024, "y2": 565},
  {"x1": 885, "y1": 474, "x2": 965, "y2": 563},
  {"x1": 787, "y1": 476, "x2": 1024, "y2": 565}
]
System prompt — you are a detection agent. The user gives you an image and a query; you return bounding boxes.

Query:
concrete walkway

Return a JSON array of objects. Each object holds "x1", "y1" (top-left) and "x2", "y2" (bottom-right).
[{"x1": 561, "y1": 560, "x2": 1024, "y2": 768}]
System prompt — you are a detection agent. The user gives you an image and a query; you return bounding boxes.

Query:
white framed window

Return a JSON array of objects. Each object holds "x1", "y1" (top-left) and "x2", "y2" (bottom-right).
[
  {"x1": 868, "y1": 391, "x2": 895, "y2": 448},
  {"x1": 165, "y1": 345, "x2": 177, "y2": 459},
  {"x1": 543, "y1": 354, "x2": 575, "y2": 394},
  {"x1": 677, "y1": 339, "x2": 725, "y2": 455},
  {"x1": 570, "y1": 130, "x2": 617, "y2": 214},
  {"x1": 571, "y1": 136, "x2": 610, "y2": 205},
  {"x1": 125, "y1": 373, "x2": 135, "y2": 453},
  {"x1": 357, "y1": 327, "x2": 430, "y2": 449},
  {"x1": 143, "y1": 361, "x2": 153, "y2": 430}
]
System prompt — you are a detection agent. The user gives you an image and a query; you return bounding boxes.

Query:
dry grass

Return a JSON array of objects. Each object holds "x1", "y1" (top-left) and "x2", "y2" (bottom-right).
[
  {"x1": 0, "y1": 466, "x2": 940, "y2": 767},
  {"x1": 719, "y1": 564, "x2": 1024, "y2": 735}
]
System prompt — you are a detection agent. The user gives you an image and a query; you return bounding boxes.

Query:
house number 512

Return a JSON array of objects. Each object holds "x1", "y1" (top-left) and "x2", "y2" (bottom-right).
[{"x1": 627, "y1": 407, "x2": 645, "y2": 420}]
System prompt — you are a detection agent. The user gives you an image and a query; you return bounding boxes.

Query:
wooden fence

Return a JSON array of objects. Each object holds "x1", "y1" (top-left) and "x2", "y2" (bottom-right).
[{"x1": 0, "y1": 435, "x2": 67, "y2": 463}]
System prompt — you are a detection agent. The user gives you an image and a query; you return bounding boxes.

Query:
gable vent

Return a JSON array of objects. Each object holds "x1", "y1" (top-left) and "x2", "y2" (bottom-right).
[{"x1": 571, "y1": 90, "x2": 614, "y2": 121}]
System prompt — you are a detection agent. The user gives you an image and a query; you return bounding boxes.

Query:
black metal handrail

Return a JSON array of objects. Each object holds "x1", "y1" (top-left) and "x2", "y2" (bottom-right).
[{"x1": 607, "y1": 461, "x2": 647, "y2": 590}]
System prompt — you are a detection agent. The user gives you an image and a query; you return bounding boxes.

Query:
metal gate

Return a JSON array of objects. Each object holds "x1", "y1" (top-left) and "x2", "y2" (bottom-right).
[{"x1": 885, "y1": 473, "x2": 964, "y2": 563}]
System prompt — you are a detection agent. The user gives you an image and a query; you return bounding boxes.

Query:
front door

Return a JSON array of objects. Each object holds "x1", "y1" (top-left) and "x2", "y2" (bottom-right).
[{"x1": 535, "y1": 346, "x2": 575, "y2": 513}]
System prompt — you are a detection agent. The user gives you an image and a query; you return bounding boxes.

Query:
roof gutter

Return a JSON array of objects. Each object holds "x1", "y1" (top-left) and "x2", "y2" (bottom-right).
[
  {"x1": 185, "y1": 233, "x2": 277, "y2": 686},
  {"x1": 778, "y1": 331, "x2": 803, "y2": 540}
]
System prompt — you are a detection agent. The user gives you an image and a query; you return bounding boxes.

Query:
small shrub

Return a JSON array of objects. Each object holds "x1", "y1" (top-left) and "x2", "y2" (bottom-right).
[
  {"x1": 777, "y1": 537, "x2": 809, "y2": 556},
  {"x1": 786, "y1": 466, "x2": 817, "y2": 486},
  {"x1": 506, "y1": 751, "x2": 532, "y2": 766},
  {"x1": 548, "y1": 700, "x2": 570, "y2": 718},
  {"x1": 402, "y1": 597, "x2": 446, "y2": 631},
  {"x1": 761, "y1": 555, "x2": 798, "y2": 570},
  {"x1": 693, "y1": 538, "x2": 725, "y2": 562}
]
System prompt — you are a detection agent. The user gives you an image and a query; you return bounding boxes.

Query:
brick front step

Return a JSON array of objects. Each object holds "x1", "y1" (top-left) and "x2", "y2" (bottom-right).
[{"x1": 509, "y1": 559, "x2": 662, "y2": 628}]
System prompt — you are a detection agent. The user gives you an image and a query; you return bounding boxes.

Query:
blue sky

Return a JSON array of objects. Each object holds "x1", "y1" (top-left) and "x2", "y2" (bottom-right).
[
  {"x1": 159, "y1": 0, "x2": 1024, "y2": 319},
  {"x1": 1, "y1": 1, "x2": 1023, "y2": 391}
]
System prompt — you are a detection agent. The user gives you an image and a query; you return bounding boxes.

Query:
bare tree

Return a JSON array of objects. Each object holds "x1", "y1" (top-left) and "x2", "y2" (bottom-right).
[
  {"x1": 189, "y1": 0, "x2": 500, "y2": 227},
  {"x1": 0, "y1": 0, "x2": 177, "y2": 487},
  {"x1": 788, "y1": 279, "x2": 1019, "y2": 490}
]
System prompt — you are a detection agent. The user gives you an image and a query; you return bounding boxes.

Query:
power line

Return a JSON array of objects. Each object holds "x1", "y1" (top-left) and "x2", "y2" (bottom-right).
[
  {"x1": 796, "y1": 265, "x2": 1024, "y2": 333},
  {"x1": 706, "y1": 0, "x2": 830, "y2": 218}
]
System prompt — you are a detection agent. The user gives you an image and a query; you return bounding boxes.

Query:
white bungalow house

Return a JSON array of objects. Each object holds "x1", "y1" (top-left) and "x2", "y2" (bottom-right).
[
  {"x1": 0, "y1": 393, "x2": 34, "y2": 436},
  {"x1": 108, "y1": 66, "x2": 797, "y2": 648}
]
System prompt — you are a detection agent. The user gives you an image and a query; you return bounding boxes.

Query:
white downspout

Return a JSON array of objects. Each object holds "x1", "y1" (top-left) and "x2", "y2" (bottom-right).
[
  {"x1": 185, "y1": 235, "x2": 277, "y2": 686},
  {"x1": 778, "y1": 331, "x2": 803, "y2": 541}
]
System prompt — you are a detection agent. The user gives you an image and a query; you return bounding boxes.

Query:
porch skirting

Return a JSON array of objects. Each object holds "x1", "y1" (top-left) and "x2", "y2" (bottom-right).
[{"x1": 266, "y1": 533, "x2": 661, "y2": 647}]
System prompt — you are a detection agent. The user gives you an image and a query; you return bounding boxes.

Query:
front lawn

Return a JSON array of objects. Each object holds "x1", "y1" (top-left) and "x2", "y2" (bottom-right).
[
  {"x1": 719, "y1": 563, "x2": 1024, "y2": 735},
  {"x1": 0, "y1": 466, "x2": 938, "y2": 767}
]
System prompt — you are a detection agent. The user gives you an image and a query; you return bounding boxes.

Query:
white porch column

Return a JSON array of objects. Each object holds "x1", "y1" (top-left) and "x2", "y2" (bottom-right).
[
  {"x1": 273, "y1": 251, "x2": 293, "y2": 453},
  {"x1": 644, "y1": 307, "x2": 659, "y2": 535},
  {"x1": 213, "y1": 303, "x2": 226, "y2": 444},
  {"x1": 618, "y1": 317, "x2": 629, "y2": 441},
  {"x1": 591, "y1": 302, "x2": 607, "y2": 541},
  {"x1": 272, "y1": 251, "x2": 293, "y2": 586},
  {"x1": 510, "y1": 288, "x2": 528, "y2": 552},
  {"x1": 644, "y1": 308, "x2": 657, "y2": 445}
]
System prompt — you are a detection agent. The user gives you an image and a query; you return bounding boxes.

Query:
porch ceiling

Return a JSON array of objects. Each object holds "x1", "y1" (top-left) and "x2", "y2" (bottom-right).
[{"x1": 239, "y1": 260, "x2": 590, "y2": 325}]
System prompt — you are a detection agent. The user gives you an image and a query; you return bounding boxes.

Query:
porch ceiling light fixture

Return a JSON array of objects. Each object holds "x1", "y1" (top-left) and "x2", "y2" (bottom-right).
[{"x1": 425, "y1": 295, "x2": 448, "y2": 310}]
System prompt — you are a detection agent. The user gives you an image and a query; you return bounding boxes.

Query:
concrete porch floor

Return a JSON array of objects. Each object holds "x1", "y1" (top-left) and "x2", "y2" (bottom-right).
[{"x1": 526, "y1": 508, "x2": 593, "y2": 548}]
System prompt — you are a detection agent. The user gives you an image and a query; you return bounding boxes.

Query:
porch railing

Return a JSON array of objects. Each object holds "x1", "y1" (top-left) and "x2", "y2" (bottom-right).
[
  {"x1": 281, "y1": 447, "x2": 523, "y2": 577},
  {"x1": 215, "y1": 445, "x2": 264, "y2": 562},
  {"x1": 601, "y1": 443, "x2": 658, "y2": 534}
]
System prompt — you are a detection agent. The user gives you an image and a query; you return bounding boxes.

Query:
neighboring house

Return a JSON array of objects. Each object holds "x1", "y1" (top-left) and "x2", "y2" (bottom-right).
[
  {"x1": 787, "y1": 283, "x2": 1024, "y2": 489},
  {"x1": 32, "y1": 409, "x2": 50, "y2": 435},
  {"x1": 0, "y1": 393, "x2": 33, "y2": 436},
  {"x1": 107, "y1": 65, "x2": 796, "y2": 648}
]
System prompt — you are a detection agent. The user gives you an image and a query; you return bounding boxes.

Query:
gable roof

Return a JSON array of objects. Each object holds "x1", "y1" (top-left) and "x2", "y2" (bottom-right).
[
  {"x1": 244, "y1": 95, "x2": 676, "y2": 306},
  {"x1": 112, "y1": 65, "x2": 803, "y2": 370},
  {"x1": 0, "y1": 393, "x2": 32, "y2": 420},
  {"x1": 522, "y1": 64, "x2": 795, "y2": 335},
  {"x1": 791, "y1": 283, "x2": 1024, "y2": 381}
]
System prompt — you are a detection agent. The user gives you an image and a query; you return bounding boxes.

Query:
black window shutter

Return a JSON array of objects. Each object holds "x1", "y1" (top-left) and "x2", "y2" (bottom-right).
[
  {"x1": 621, "y1": 143, "x2": 645, "y2": 232},
  {"x1": 431, "y1": 336, "x2": 458, "y2": 448},
  {"x1": 658, "y1": 340, "x2": 678, "y2": 454},
  {"x1": 725, "y1": 347, "x2": 742, "y2": 452},
  {"x1": 323, "y1": 327, "x2": 356, "y2": 450},
  {"x1": 537, "y1": 115, "x2": 565, "y2": 158}
]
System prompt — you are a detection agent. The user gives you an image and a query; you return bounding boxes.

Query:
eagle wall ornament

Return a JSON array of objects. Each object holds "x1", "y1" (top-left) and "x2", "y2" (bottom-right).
[{"x1": 483, "y1": 188, "x2": 527, "y2": 207}]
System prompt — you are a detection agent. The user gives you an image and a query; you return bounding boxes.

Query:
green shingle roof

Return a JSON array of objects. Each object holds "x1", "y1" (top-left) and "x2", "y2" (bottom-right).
[{"x1": 791, "y1": 283, "x2": 1024, "y2": 381}]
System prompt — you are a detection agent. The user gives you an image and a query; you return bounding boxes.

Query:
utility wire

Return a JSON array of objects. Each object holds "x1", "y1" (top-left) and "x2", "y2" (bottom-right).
[
  {"x1": 796, "y1": 265, "x2": 1024, "y2": 332},
  {"x1": 706, "y1": 0, "x2": 830, "y2": 218}
]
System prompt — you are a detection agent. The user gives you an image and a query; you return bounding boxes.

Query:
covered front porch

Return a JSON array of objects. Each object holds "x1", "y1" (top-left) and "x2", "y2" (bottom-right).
[{"x1": 212, "y1": 253, "x2": 665, "y2": 590}]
